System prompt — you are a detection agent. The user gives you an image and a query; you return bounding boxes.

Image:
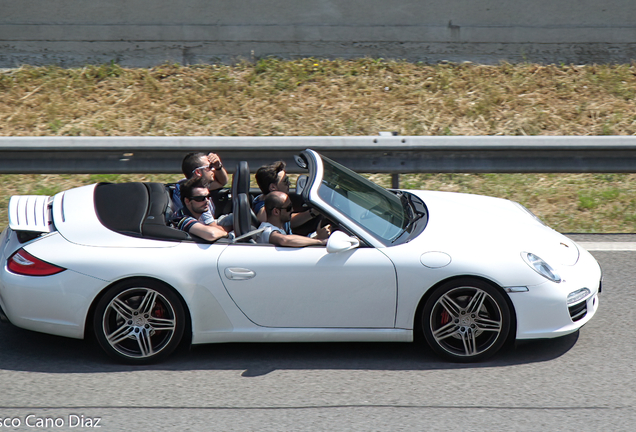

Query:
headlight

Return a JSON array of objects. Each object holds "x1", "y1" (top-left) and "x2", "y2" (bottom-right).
[{"x1": 522, "y1": 252, "x2": 561, "y2": 283}]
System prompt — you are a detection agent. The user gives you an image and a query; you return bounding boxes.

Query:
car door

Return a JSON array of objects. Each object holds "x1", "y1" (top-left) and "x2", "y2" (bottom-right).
[{"x1": 217, "y1": 243, "x2": 397, "y2": 328}]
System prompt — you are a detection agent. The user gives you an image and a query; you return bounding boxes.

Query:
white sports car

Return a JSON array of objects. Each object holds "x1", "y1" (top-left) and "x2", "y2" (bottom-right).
[{"x1": 0, "y1": 149, "x2": 601, "y2": 364}]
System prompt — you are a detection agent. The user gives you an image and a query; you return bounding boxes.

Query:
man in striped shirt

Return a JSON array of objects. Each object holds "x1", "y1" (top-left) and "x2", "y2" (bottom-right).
[{"x1": 173, "y1": 177, "x2": 229, "y2": 242}]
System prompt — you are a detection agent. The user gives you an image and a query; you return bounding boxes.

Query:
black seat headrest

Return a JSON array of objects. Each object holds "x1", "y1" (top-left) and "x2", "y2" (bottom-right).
[
  {"x1": 233, "y1": 193, "x2": 253, "y2": 237},
  {"x1": 232, "y1": 161, "x2": 250, "y2": 196}
]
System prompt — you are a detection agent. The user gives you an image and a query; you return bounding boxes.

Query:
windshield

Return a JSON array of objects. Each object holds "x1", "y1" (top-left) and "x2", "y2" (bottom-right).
[{"x1": 317, "y1": 156, "x2": 407, "y2": 243}]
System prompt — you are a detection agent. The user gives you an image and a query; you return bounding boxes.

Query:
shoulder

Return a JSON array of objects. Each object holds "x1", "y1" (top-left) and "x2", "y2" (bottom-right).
[
  {"x1": 252, "y1": 194, "x2": 265, "y2": 211},
  {"x1": 171, "y1": 180, "x2": 186, "y2": 210},
  {"x1": 259, "y1": 222, "x2": 284, "y2": 233},
  {"x1": 175, "y1": 215, "x2": 199, "y2": 233},
  {"x1": 200, "y1": 209, "x2": 216, "y2": 225},
  {"x1": 174, "y1": 178, "x2": 187, "y2": 193},
  {"x1": 257, "y1": 222, "x2": 284, "y2": 243},
  {"x1": 257, "y1": 222, "x2": 272, "y2": 232}
]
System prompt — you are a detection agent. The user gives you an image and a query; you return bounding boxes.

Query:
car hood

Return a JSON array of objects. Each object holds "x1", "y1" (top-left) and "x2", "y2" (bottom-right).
[{"x1": 407, "y1": 190, "x2": 580, "y2": 266}]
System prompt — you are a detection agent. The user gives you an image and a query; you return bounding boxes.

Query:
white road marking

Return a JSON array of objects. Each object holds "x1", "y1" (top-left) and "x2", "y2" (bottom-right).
[{"x1": 578, "y1": 242, "x2": 636, "y2": 251}]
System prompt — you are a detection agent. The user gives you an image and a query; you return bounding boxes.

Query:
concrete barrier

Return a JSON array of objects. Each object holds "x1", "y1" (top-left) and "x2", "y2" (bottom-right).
[{"x1": 1, "y1": 0, "x2": 635, "y2": 67}]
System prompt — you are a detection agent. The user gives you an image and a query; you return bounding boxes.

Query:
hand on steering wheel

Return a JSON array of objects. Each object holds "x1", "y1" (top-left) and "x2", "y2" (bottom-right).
[{"x1": 316, "y1": 218, "x2": 332, "y2": 240}]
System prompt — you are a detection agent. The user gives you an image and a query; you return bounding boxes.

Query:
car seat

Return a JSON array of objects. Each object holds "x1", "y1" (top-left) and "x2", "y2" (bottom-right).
[{"x1": 231, "y1": 162, "x2": 260, "y2": 241}]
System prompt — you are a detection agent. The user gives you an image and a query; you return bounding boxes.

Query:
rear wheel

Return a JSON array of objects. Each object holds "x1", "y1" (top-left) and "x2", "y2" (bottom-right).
[
  {"x1": 422, "y1": 278, "x2": 511, "y2": 362},
  {"x1": 93, "y1": 279, "x2": 186, "y2": 364}
]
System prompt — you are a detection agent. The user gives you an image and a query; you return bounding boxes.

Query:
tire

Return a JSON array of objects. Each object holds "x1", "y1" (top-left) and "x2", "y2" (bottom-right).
[
  {"x1": 422, "y1": 278, "x2": 511, "y2": 362},
  {"x1": 93, "y1": 279, "x2": 186, "y2": 364}
]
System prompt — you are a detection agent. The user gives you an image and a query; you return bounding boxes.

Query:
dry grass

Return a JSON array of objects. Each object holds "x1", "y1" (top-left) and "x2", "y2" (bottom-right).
[
  {"x1": 384, "y1": 173, "x2": 636, "y2": 233},
  {"x1": 1, "y1": 59, "x2": 636, "y2": 233},
  {"x1": 2, "y1": 60, "x2": 636, "y2": 136}
]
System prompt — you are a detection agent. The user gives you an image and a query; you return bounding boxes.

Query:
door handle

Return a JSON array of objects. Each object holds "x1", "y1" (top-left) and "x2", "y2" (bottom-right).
[{"x1": 224, "y1": 267, "x2": 256, "y2": 280}]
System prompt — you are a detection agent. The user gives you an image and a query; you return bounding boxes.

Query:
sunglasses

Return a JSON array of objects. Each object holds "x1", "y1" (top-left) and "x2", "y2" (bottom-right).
[
  {"x1": 189, "y1": 195, "x2": 211, "y2": 202},
  {"x1": 191, "y1": 165, "x2": 213, "y2": 175},
  {"x1": 277, "y1": 203, "x2": 293, "y2": 212}
]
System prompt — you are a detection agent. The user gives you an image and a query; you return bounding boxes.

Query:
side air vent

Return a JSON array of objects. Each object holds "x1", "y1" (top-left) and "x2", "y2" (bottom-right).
[{"x1": 568, "y1": 301, "x2": 588, "y2": 322}]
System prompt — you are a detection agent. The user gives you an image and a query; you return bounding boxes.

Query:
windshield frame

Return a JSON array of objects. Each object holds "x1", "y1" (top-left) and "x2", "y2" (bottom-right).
[{"x1": 302, "y1": 150, "x2": 413, "y2": 247}]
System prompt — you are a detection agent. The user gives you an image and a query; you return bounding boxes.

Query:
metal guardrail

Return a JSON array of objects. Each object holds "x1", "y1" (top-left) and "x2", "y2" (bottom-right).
[{"x1": 2, "y1": 136, "x2": 636, "y2": 176}]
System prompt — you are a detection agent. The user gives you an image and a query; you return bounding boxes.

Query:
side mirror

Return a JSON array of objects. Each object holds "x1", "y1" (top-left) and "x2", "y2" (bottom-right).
[{"x1": 326, "y1": 231, "x2": 360, "y2": 254}]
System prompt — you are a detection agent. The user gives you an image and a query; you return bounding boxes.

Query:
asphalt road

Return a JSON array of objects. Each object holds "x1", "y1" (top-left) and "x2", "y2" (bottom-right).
[{"x1": 0, "y1": 235, "x2": 633, "y2": 431}]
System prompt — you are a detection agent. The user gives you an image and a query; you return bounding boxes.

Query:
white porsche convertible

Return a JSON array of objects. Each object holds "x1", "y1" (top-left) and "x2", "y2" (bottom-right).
[{"x1": 0, "y1": 149, "x2": 601, "y2": 364}]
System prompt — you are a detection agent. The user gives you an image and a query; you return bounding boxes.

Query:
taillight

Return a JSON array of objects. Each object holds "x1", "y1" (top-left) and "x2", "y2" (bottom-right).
[{"x1": 7, "y1": 249, "x2": 66, "y2": 276}]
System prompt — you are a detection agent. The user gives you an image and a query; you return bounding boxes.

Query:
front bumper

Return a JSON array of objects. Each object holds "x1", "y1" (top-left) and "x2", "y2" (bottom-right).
[{"x1": 509, "y1": 247, "x2": 602, "y2": 340}]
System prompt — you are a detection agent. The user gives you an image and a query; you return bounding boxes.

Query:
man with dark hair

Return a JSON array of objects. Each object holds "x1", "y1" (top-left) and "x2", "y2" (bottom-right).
[
  {"x1": 173, "y1": 151, "x2": 229, "y2": 225},
  {"x1": 256, "y1": 191, "x2": 330, "y2": 247},
  {"x1": 180, "y1": 152, "x2": 228, "y2": 188},
  {"x1": 252, "y1": 161, "x2": 319, "y2": 232},
  {"x1": 252, "y1": 160, "x2": 289, "y2": 215},
  {"x1": 173, "y1": 177, "x2": 229, "y2": 242}
]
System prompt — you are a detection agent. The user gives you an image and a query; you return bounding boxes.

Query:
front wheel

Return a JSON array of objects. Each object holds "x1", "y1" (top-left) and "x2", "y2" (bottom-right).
[
  {"x1": 93, "y1": 279, "x2": 186, "y2": 364},
  {"x1": 421, "y1": 278, "x2": 511, "y2": 362}
]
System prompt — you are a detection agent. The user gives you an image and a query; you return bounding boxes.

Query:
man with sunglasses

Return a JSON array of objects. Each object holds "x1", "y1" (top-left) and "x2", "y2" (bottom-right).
[
  {"x1": 252, "y1": 161, "x2": 290, "y2": 216},
  {"x1": 256, "y1": 191, "x2": 330, "y2": 247},
  {"x1": 253, "y1": 160, "x2": 319, "y2": 234},
  {"x1": 172, "y1": 177, "x2": 230, "y2": 241},
  {"x1": 172, "y1": 152, "x2": 229, "y2": 224}
]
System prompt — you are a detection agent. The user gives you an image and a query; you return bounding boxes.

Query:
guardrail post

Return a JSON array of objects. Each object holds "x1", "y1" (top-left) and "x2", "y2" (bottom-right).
[{"x1": 391, "y1": 174, "x2": 400, "y2": 189}]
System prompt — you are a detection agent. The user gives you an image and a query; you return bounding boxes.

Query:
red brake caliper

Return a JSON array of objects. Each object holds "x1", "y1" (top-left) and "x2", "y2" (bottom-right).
[
  {"x1": 153, "y1": 304, "x2": 164, "y2": 319},
  {"x1": 440, "y1": 310, "x2": 451, "y2": 325}
]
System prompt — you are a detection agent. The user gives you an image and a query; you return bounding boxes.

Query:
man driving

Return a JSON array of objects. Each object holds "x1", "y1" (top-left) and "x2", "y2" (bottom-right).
[
  {"x1": 256, "y1": 191, "x2": 331, "y2": 247},
  {"x1": 252, "y1": 160, "x2": 319, "y2": 234}
]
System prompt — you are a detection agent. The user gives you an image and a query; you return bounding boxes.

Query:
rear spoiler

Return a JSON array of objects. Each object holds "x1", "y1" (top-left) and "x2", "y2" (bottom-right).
[{"x1": 8, "y1": 195, "x2": 54, "y2": 233}]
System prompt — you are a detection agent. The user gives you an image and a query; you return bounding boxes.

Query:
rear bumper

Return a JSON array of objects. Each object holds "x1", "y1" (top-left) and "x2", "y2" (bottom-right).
[
  {"x1": 0, "y1": 267, "x2": 108, "y2": 339},
  {"x1": 0, "y1": 227, "x2": 106, "y2": 339}
]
